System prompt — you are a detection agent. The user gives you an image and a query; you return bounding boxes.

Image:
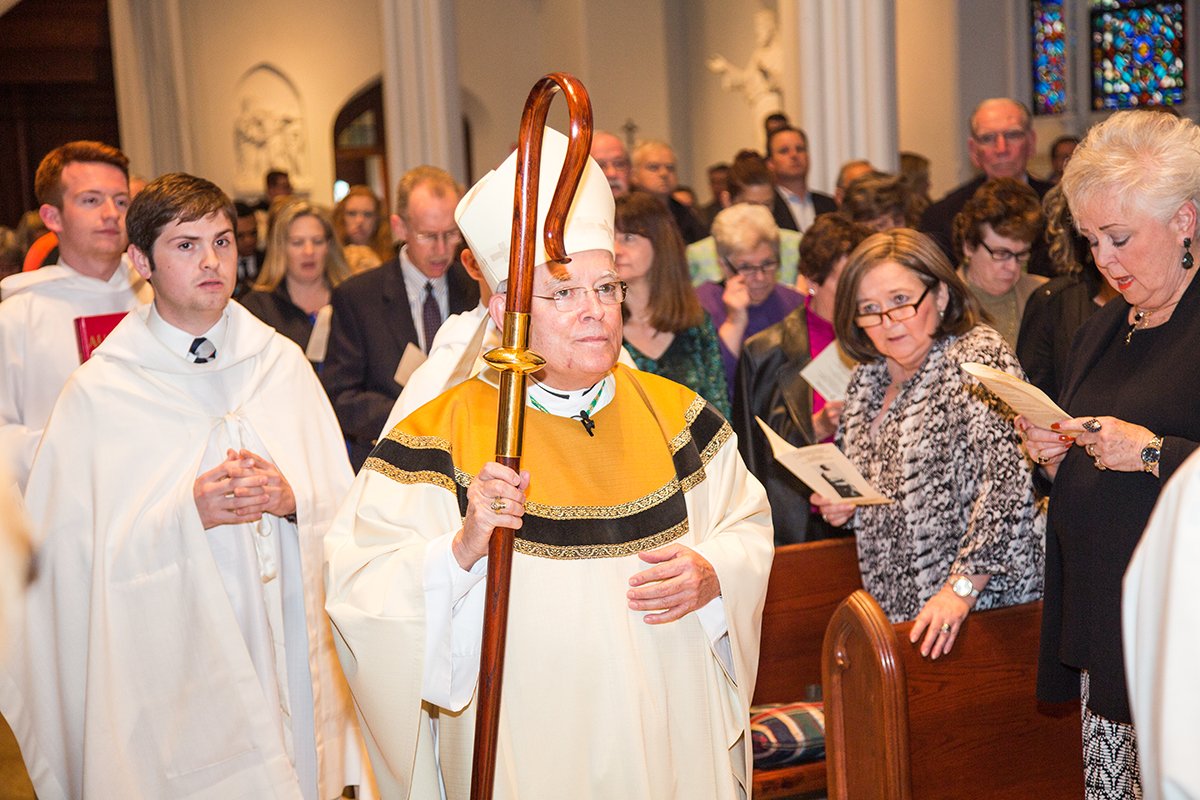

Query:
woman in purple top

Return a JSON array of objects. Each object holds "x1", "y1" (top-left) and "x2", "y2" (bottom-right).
[{"x1": 696, "y1": 203, "x2": 803, "y2": 389}]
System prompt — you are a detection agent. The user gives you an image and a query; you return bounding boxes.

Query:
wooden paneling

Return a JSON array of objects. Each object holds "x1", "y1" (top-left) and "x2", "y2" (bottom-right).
[{"x1": 0, "y1": 0, "x2": 118, "y2": 228}]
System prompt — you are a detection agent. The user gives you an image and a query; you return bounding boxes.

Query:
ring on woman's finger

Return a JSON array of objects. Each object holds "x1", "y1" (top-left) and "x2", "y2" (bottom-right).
[
  {"x1": 1093, "y1": 455, "x2": 1107, "y2": 471},
  {"x1": 940, "y1": 622, "x2": 952, "y2": 634},
  {"x1": 489, "y1": 498, "x2": 508, "y2": 512},
  {"x1": 1035, "y1": 453, "x2": 1047, "y2": 464},
  {"x1": 1085, "y1": 443, "x2": 1097, "y2": 458},
  {"x1": 1083, "y1": 418, "x2": 1102, "y2": 433}
]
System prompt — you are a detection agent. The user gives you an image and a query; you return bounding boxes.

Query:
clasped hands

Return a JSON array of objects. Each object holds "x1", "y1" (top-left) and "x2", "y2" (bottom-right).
[
  {"x1": 1016, "y1": 414, "x2": 1157, "y2": 479},
  {"x1": 194, "y1": 448, "x2": 296, "y2": 529},
  {"x1": 455, "y1": 461, "x2": 720, "y2": 624}
]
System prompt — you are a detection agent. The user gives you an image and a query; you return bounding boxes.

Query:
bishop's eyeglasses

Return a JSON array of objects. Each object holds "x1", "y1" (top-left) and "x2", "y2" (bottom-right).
[{"x1": 533, "y1": 281, "x2": 628, "y2": 312}]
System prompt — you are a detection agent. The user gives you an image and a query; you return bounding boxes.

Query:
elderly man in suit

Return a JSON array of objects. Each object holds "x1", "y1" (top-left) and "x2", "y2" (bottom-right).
[
  {"x1": 919, "y1": 98, "x2": 1053, "y2": 263},
  {"x1": 323, "y1": 166, "x2": 479, "y2": 470}
]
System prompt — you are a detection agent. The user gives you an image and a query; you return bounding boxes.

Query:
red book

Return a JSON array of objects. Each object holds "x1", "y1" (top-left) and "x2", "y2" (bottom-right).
[{"x1": 74, "y1": 312, "x2": 128, "y2": 363}]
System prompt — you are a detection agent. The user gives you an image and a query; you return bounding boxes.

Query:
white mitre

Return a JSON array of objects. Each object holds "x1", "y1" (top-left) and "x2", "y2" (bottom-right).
[{"x1": 455, "y1": 126, "x2": 615, "y2": 292}]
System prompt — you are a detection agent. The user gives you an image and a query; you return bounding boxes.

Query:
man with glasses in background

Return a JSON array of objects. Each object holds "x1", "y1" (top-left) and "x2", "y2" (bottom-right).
[
  {"x1": 323, "y1": 166, "x2": 479, "y2": 470},
  {"x1": 920, "y1": 98, "x2": 1053, "y2": 269},
  {"x1": 324, "y1": 127, "x2": 773, "y2": 798},
  {"x1": 698, "y1": 202, "x2": 803, "y2": 391}
]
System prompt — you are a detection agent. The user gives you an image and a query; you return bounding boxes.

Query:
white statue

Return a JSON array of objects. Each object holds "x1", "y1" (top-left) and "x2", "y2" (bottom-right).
[{"x1": 707, "y1": 9, "x2": 785, "y2": 121}]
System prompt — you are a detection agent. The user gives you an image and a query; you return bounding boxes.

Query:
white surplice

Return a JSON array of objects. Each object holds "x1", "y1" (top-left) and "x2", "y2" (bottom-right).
[
  {"x1": 328, "y1": 366, "x2": 774, "y2": 800},
  {"x1": 0, "y1": 301, "x2": 365, "y2": 799},
  {"x1": 0, "y1": 258, "x2": 152, "y2": 488},
  {"x1": 1123, "y1": 449, "x2": 1200, "y2": 800}
]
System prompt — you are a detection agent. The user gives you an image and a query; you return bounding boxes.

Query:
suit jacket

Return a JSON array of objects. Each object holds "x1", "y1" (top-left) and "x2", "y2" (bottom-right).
[
  {"x1": 322, "y1": 257, "x2": 479, "y2": 470},
  {"x1": 919, "y1": 173, "x2": 1055, "y2": 275},
  {"x1": 731, "y1": 305, "x2": 842, "y2": 544},
  {"x1": 771, "y1": 188, "x2": 838, "y2": 232}
]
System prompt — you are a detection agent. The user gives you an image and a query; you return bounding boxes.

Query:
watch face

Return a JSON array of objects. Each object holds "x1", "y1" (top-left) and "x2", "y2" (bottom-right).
[
  {"x1": 1141, "y1": 444, "x2": 1162, "y2": 464},
  {"x1": 953, "y1": 577, "x2": 973, "y2": 596}
]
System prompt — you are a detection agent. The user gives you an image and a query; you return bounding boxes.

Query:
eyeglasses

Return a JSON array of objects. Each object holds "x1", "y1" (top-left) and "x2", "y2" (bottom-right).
[
  {"x1": 533, "y1": 280, "x2": 628, "y2": 312},
  {"x1": 978, "y1": 240, "x2": 1032, "y2": 263},
  {"x1": 411, "y1": 229, "x2": 462, "y2": 247},
  {"x1": 854, "y1": 284, "x2": 933, "y2": 328},
  {"x1": 972, "y1": 129, "x2": 1028, "y2": 149},
  {"x1": 724, "y1": 257, "x2": 780, "y2": 278}
]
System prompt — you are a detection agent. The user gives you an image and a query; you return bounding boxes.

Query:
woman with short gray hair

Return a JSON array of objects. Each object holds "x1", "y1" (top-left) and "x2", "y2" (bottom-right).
[
  {"x1": 697, "y1": 203, "x2": 802, "y2": 390},
  {"x1": 1021, "y1": 109, "x2": 1200, "y2": 800}
]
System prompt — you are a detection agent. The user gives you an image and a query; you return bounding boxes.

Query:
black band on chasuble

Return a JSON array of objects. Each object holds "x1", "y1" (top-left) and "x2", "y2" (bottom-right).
[{"x1": 365, "y1": 396, "x2": 733, "y2": 560}]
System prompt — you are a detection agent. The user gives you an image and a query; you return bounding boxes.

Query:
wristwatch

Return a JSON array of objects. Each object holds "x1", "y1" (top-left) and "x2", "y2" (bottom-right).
[
  {"x1": 950, "y1": 575, "x2": 979, "y2": 599},
  {"x1": 1141, "y1": 435, "x2": 1164, "y2": 473}
]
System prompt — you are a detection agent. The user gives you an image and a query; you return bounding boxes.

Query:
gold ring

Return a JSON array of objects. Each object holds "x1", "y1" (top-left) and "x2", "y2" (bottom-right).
[
  {"x1": 940, "y1": 623, "x2": 952, "y2": 634},
  {"x1": 1094, "y1": 456, "x2": 1106, "y2": 471},
  {"x1": 489, "y1": 498, "x2": 507, "y2": 513}
]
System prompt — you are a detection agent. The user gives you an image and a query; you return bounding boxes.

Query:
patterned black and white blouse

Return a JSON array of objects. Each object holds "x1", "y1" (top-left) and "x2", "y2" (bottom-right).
[{"x1": 838, "y1": 324, "x2": 1045, "y2": 622}]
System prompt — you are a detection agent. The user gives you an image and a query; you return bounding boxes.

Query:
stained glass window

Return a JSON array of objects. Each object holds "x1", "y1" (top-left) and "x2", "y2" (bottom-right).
[
  {"x1": 1091, "y1": 2, "x2": 1186, "y2": 110},
  {"x1": 1032, "y1": 1, "x2": 1068, "y2": 115}
]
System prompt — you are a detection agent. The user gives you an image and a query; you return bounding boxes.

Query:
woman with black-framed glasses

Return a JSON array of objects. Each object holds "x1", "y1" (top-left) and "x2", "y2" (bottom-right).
[
  {"x1": 952, "y1": 177, "x2": 1048, "y2": 349},
  {"x1": 813, "y1": 228, "x2": 1043, "y2": 658}
]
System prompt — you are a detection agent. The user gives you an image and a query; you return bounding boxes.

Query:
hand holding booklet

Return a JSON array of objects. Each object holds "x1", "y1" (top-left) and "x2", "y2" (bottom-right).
[
  {"x1": 959, "y1": 362, "x2": 1070, "y2": 430},
  {"x1": 755, "y1": 418, "x2": 890, "y2": 505}
]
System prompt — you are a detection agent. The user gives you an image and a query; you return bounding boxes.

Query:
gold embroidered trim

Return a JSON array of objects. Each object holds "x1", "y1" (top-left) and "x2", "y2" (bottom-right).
[
  {"x1": 384, "y1": 429, "x2": 452, "y2": 451},
  {"x1": 679, "y1": 468, "x2": 707, "y2": 493},
  {"x1": 364, "y1": 458, "x2": 457, "y2": 493},
  {"x1": 698, "y1": 420, "x2": 733, "y2": 467},
  {"x1": 514, "y1": 518, "x2": 689, "y2": 560},
  {"x1": 668, "y1": 396, "x2": 714, "y2": 455},
  {"x1": 525, "y1": 479, "x2": 680, "y2": 520}
]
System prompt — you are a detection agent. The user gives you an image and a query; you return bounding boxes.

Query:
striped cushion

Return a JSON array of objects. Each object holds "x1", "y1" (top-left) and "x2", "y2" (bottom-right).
[{"x1": 750, "y1": 701, "x2": 826, "y2": 769}]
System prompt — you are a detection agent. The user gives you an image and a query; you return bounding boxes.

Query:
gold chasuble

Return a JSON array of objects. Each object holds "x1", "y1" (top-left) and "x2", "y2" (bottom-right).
[{"x1": 327, "y1": 364, "x2": 773, "y2": 800}]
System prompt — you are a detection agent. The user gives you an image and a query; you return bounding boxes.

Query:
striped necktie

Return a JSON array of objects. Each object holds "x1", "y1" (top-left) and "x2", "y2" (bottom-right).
[
  {"x1": 189, "y1": 337, "x2": 216, "y2": 364},
  {"x1": 421, "y1": 281, "x2": 441, "y2": 353}
]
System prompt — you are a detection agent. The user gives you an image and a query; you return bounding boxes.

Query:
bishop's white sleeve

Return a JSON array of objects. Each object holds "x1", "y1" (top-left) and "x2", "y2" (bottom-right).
[{"x1": 421, "y1": 533, "x2": 487, "y2": 710}]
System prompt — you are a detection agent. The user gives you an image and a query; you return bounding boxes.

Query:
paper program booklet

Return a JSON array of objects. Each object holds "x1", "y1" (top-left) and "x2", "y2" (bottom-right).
[
  {"x1": 799, "y1": 344, "x2": 856, "y2": 402},
  {"x1": 755, "y1": 418, "x2": 890, "y2": 505},
  {"x1": 960, "y1": 362, "x2": 1069, "y2": 429}
]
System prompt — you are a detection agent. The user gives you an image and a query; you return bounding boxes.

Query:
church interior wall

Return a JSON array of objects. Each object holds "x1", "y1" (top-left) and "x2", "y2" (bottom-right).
[{"x1": 175, "y1": 0, "x2": 383, "y2": 205}]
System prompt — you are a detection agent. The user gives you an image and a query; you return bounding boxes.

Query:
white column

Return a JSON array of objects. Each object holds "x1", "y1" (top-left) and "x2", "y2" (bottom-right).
[
  {"x1": 779, "y1": 0, "x2": 897, "y2": 193},
  {"x1": 380, "y1": 0, "x2": 466, "y2": 186},
  {"x1": 108, "y1": 0, "x2": 194, "y2": 177}
]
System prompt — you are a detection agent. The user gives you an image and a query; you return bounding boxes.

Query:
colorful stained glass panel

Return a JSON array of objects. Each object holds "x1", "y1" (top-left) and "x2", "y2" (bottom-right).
[
  {"x1": 1033, "y1": 1, "x2": 1067, "y2": 115},
  {"x1": 1091, "y1": 2, "x2": 1186, "y2": 110}
]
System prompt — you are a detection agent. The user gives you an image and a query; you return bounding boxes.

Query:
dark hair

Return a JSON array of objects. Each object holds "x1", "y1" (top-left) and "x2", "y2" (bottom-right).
[
  {"x1": 614, "y1": 191, "x2": 705, "y2": 332},
  {"x1": 766, "y1": 126, "x2": 808, "y2": 159},
  {"x1": 1050, "y1": 135, "x2": 1080, "y2": 156},
  {"x1": 726, "y1": 150, "x2": 772, "y2": 199},
  {"x1": 234, "y1": 200, "x2": 258, "y2": 218},
  {"x1": 951, "y1": 178, "x2": 1044, "y2": 258},
  {"x1": 798, "y1": 214, "x2": 873, "y2": 285},
  {"x1": 834, "y1": 228, "x2": 980, "y2": 364},
  {"x1": 34, "y1": 141, "x2": 130, "y2": 208},
  {"x1": 266, "y1": 170, "x2": 290, "y2": 189},
  {"x1": 126, "y1": 173, "x2": 236, "y2": 267},
  {"x1": 841, "y1": 173, "x2": 907, "y2": 226}
]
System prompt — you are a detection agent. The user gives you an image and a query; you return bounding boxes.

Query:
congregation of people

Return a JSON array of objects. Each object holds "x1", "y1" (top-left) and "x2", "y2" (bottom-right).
[{"x1": 0, "y1": 92, "x2": 1196, "y2": 800}]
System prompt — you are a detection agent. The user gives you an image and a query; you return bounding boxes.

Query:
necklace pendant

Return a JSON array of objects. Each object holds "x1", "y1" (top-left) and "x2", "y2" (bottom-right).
[{"x1": 1125, "y1": 325, "x2": 1135, "y2": 345}]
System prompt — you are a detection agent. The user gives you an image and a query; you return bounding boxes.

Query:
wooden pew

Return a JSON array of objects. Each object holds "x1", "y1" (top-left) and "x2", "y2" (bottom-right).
[
  {"x1": 751, "y1": 537, "x2": 862, "y2": 800},
  {"x1": 822, "y1": 590, "x2": 1084, "y2": 800}
]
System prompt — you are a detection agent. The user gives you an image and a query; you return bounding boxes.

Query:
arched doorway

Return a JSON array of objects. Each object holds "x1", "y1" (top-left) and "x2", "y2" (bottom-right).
[{"x1": 333, "y1": 79, "x2": 389, "y2": 209}]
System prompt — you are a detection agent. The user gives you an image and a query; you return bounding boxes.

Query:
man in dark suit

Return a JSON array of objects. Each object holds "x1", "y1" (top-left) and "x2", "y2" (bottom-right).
[
  {"x1": 323, "y1": 166, "x2": 480, "y2": 470},
  {"x1": 233, "y1": 201, "x2": 265, "y2": 297},
  {"x1": 766, "y1": 126, "x2": 837, "y2": 232},
  {"x1": 919, "y1": 98, "x2": 1054, "y2": 268},
  {"x1": 631, "y1": 139, "x2": 709, "y2": 243}
]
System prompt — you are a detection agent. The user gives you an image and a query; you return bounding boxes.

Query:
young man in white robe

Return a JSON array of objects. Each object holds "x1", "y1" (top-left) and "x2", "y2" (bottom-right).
[
  {"x1": 0, "y1": 140, "x2": 153, "y2": 489},
  {"x1": 0, "y1": 173, "x2": 369, "y2": 799},
  {"x1": 325, "y1": 128, "x2": 774, "y2": 799}
]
